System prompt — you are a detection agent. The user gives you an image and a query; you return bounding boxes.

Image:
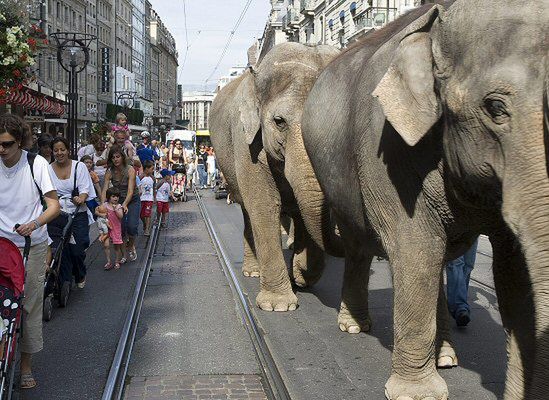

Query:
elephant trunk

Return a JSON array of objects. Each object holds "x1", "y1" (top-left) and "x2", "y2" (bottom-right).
[
  {"x1": 284, "y1": 128, "x2": 344, "y2": 257},
  {"x1": 501, "y1": 101, "x2": 549, "y2": 398}
]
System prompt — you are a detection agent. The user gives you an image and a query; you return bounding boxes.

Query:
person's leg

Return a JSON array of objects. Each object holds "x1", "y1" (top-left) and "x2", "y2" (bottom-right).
[
  {"x1": 445, "y1": 254, "x2": 466, "y2": 320},
  {"x1": 70, "y1": 213, "x2": 90, "y2": 286},
  {"x1": 103, "y1": 238, "x2": 112, "y2": 268},
  {"x1": 20, "y1": 241, "x2": 48, "y2": 387},
  {"x1": 126, "y1": 198, "x2": 140, "y2": 260}
]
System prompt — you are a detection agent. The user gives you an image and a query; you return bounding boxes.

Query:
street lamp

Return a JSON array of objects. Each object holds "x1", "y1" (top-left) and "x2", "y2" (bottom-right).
[
  {"x1": 144, "y1": 115, "x2": 154, "y2": 137},
  {"x1": 50, "y1": 32, "x2": 96, "y2": 157},
  {"x1": 115, "y1": 91, "x2": 137, "y2": 111}
]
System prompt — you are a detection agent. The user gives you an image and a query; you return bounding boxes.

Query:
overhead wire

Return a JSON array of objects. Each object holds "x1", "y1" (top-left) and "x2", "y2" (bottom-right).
[{"x1": 204, "y1": 0, "x2": 253, "y2": 85}]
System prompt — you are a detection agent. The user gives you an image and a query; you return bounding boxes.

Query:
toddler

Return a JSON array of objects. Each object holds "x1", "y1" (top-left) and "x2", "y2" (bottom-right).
[
  {"x1": 97, "y1": 187, "x2": 125, "y2": 270},
  {"x1": 156, "y1": 169, "x2": 176, "y2": 228},
  {"x1": 139, "y1": 160, "x2": 155, "y2": 236}
]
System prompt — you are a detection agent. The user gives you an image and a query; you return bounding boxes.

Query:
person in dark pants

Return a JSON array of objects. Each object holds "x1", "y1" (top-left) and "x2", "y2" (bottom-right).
[
  {"x1": 196, "y1": 144, "x2": 208, "y2": 189},
  {"x1": 446, "y1": 237, "x2": 479, "y2": 327},
  {"x1": 48, "y1": 137, "x2": 96, "y2": 288}
]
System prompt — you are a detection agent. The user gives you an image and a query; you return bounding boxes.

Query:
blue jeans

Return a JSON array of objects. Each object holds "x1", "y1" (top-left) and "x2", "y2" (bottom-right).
[
  {"x1": 446, "y1": 238, "x2": 479, "y2": 319},
  {"x1": 121, "y1": 197, "x2": 141, "y2": 237},
  {"x1": 197, "y1": 164, "x2": 207, "y2": 187},
  {"x1": 60, "y1": 212, "x2": 90, "y2": 284}
]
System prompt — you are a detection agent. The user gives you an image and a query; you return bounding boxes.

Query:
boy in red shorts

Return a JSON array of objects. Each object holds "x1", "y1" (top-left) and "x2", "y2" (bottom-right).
[
  {"x1": 138, "y1": 160, "x2": 155, "y2": 236},
  {"x1": 157, "y1": 169, "x2": 176, "y2": 228}
]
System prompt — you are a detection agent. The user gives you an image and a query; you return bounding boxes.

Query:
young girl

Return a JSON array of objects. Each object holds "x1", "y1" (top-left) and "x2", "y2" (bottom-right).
[
  {"x1": 99, "y1": 187, "x2": 125, "y2": 270},
  {"x1": 157, "y1": 169, "x2": 176, "y2": 228},
  {"x1": 112, "y1": 112, "x2": 130, "y2": 138}
]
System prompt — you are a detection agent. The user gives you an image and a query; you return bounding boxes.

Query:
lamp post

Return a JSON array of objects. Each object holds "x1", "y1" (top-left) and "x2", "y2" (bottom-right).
[
  {"x1": 50, "y1": 32, "x2": 96, "y2": 157},
  {"x1": 116, "y1": 91, "x2": 137, "y2": 111},
  {"x1": 144, "y1": 115, "x2": 154, "y2": 138}
]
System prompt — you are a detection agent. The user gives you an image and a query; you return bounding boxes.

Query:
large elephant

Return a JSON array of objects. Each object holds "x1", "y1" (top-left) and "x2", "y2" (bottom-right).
[
  {"x1": 301, "y1": 0, "x2": 548, "y2": 399},
  {"x1": 209, "y1": 43, "x2": 341, "y2": 311}
]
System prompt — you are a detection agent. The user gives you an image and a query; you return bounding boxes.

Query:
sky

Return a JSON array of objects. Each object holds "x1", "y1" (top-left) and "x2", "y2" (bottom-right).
[{"x1": 149, "y1": 1, "x2": 271, "y2": 92}]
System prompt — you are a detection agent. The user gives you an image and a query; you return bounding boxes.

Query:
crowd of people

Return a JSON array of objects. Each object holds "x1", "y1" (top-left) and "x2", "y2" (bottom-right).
[{"x1": 0, "y1": 112, "x2": 218, "y2": 389}]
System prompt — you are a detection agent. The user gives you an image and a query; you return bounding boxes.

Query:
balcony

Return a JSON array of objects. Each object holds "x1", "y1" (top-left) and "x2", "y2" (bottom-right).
[
  {"x1": 300, "y1": 0, "x2": 316, "y2": 16},
  {"x1": 348, "y1": 7, "x2": 397, "y2": 41},
  {"x1": 283, "y1": 7, "x2": 300, "y2": 32}
]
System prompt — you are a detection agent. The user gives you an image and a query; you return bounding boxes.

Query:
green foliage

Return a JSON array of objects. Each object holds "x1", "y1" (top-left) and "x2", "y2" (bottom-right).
[{"x1": 106, "y1": 104, "x2": 144, "y2": 125}]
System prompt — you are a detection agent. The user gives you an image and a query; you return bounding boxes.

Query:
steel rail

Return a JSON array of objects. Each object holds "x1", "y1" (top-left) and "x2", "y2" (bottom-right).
[
  {"x1": 101, "y1": 217, "x2": 161, "y2": 400},
  {"x1": 194, "y1": 189, "x2": 291, "y2": 400}
]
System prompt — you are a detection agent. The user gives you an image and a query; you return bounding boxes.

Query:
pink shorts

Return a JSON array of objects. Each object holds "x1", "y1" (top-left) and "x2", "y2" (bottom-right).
[
  {"x1": 157, "y1": 201, "x2": 169, "y2": 214},
  {"x1": 140, "y1": 201, "x2": 153, "y2": 218}
]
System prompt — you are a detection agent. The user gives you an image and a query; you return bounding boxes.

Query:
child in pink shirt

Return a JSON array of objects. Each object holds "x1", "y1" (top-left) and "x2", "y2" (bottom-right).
[{"x1": 97, "y1": 187, "x2": 124, "y2": 270}]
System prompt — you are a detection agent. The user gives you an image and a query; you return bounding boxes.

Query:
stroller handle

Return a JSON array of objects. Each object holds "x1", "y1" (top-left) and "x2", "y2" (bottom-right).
[{"x1": 14, "y1": 224, "x2": 32, "y2": 258}]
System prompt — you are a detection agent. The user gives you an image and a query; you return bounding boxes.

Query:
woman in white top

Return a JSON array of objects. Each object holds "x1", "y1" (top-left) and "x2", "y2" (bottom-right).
[
  {"x1": 0, "y1": 114, "x2": 60, "y2": 389},
  {"x1": 49, "y1": 137, "x2": 96, "y2": 289}
]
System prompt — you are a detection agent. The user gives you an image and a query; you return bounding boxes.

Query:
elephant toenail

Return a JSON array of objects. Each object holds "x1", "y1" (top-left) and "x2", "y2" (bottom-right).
[
  {"x1": 288, "y1": 303, "x2": 297, "y2": 311},
  {"x1": 348, "y1": 326, "x2": 360, "y2": 334},
  {"x1": 339, "y1": 323, "x2": 347, "y2": 332}
]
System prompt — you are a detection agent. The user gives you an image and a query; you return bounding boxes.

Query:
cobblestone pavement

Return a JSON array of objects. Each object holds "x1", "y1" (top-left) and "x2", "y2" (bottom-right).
[{"x1": 124, "y1": 375, "x2": 268, "y2": 400}]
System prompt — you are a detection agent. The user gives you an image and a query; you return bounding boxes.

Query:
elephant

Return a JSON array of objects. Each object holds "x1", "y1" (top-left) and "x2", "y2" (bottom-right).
[
  {"x1": 209, "y1": 43, "x2": 342, "y2": 312},
  {"x1": 301, "y1": 0, "x2": 548, "y2": 399}
]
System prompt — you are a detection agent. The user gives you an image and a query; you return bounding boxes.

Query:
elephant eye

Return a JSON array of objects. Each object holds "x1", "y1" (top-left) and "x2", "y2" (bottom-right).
[
  {"x1": 273, "y1": 116, "x2": 287, "y2": 130},
  {"x1": 484, "y1": 98, "x2": 510, "y2": 124}
]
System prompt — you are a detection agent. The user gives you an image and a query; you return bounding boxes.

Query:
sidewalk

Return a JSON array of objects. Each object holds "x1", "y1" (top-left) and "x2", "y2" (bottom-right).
[{"x1": 124, "y1": 193, "x2": 269, "y2": 400}]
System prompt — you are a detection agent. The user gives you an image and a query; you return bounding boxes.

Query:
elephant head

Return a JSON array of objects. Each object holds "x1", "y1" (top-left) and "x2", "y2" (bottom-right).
[
  {"x1": 243, "y1": 43, "x2": 343, "y2": 254},
  {"x1": 373, "y1": 0, "x2": 548, "y2": 397}
]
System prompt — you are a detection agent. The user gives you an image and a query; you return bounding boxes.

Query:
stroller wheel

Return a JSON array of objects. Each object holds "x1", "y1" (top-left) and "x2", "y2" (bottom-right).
[
  {"x1": 43, "y1": 295, "x2": 53, "y2": 321},
  {"x1": 59, "y1": 281, "x2": 70, "y2": 308}
]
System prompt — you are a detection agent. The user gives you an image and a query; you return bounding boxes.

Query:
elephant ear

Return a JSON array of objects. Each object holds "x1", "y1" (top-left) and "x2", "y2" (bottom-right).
[
  {"x1": 239, "y1": 71, "x2": 261, "y2": 146},
  {"x1": 372, "y1": 5, "x2": 443, "y2": 147}
]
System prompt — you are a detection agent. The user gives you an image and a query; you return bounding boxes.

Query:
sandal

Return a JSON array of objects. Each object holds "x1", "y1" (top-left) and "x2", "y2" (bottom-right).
[
  {"x1": 21, "y1": 373, "x2": 37, "y2": 389},
  {"x1": 128, "y1": 249, "x2": 137, "y2": 262},
  {"x1": 119, "y1": 258, "x2": 127, "y2": 264},
  {"x1": 104, "y1": 262, "x2": 113, "y2": 270},
  {"x1": 114, "y1": 262, "x2": 121, "y2": 270}
]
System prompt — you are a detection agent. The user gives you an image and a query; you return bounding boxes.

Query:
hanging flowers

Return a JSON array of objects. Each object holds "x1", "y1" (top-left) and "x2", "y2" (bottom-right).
[{"x1": 0, "y1": 4, "x2": 38, "y2": 103}]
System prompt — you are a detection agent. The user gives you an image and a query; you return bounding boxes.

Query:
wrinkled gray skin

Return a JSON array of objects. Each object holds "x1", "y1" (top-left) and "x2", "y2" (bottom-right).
[
  {"x1": 302, "y1": 0, "x2": 548, "y2": 399},
  {"x1": 210, "y1": 43, "x2": 341, "y2": 311}
]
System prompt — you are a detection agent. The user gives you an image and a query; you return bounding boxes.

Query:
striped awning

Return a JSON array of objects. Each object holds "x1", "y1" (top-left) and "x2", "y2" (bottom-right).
[{"x1": 3, "y1": 89, "x2": 65, "y2": 116}]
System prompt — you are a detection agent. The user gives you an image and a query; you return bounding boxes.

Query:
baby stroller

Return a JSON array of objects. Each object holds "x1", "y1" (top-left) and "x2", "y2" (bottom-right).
[
  {"x1": 172, "y1": 163, "x2": 187, "y2": 202},
  {"x1": 43, "y1": 204, "x2": 79, "y2": 321},
  {"x1": 0, "y1": 231, "x2": 29, "y2": 399}
]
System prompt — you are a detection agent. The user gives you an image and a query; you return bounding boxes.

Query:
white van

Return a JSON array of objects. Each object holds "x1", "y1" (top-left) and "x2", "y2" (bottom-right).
[{"x1": 165, "y1": 130, "x2": 196, "y2": 158}]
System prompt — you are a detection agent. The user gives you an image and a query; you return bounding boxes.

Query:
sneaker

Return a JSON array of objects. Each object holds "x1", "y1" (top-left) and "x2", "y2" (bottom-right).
[
  {"x1": 128, "y1": 249, "x2": 138, "y2": 262},
  {"x1": 456, "y1": 310, "x2": 470, "y2": 327},
  {"x1": 77, "y1": 279, "x2": 86, "y2": 289}
]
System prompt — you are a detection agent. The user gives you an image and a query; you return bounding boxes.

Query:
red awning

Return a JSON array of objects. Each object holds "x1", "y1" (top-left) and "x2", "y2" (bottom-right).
[{"x1": 5, "y1": 88, "x2": 65, "y2": 116}]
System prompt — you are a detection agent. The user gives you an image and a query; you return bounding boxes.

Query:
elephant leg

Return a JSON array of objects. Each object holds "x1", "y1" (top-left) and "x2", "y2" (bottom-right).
[
  {"x1": 237, "y1": 153, "x2": 297, "y2": 312},
  {"x1": 436, "y1": 275, "x2": 458, "y2": 368},
  {"x1": 337, "y1": 226, "x2": 372, "y2": 334},
  {"x1": 385, "y1": 234, "x2": 448, "y2": 400},
  {"x1": 291, "y1": 215, "x2": 325, "y2": 288},
  {"x1": 242, "y1": 208, "x2": 260, "y2": 278},
  {"x1": 490, "y1": 231, "x2": 534, "y2": 400}
]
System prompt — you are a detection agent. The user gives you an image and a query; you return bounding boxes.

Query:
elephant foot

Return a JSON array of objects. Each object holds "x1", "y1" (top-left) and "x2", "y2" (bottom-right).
[
  {"x1": 292, "y1": 257, "x2": 323, "y2": 288},
  {"x1": 436, "y1": 342, "x2": 458, "y2": 369},
  {"x1": 256, "y1": 288, "x2": 298, "y2": 312},
  {"x1": 385, "y1": 372, "x2": 448, "y2": 400},
  {"x1": 242, "y1": 258, "x2": 260, "y2": 278},
  {"x1": 338, "y1": 303, "x2": 371, "y2": 334}
]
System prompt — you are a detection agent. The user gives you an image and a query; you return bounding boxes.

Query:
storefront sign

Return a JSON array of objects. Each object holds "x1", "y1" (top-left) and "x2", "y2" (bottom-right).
[
  {"x1": 25, "y1": 115, "x2": 45, "y2": 123},
  {"x1": 101, "y1": 47, "x2": 110, "y2": 93}
]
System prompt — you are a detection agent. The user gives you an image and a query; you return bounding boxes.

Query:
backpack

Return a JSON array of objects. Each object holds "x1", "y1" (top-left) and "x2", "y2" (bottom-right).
[{"x1": 27, "y1": 152, "x2": 46, "y2": 209}]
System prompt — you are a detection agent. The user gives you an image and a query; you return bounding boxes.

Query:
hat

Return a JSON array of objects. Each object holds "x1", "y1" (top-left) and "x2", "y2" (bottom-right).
[
  {"x1": 160, "y1": 169, "x2": 176, "y2": 177},
  {"x1": 141, "y1": 131, "x2": 151, "y2": 138}
]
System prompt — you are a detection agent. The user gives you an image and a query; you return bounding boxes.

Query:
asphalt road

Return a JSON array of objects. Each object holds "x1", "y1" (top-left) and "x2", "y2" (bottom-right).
[{"x1": 201, "y1": 191, "x2": 506, "y2": 400}]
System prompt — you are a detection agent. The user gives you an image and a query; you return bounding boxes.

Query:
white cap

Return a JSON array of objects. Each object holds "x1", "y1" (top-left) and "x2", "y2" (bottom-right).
[{"x1": 141, "y1": 131, "x2": 151, "y2": 138}]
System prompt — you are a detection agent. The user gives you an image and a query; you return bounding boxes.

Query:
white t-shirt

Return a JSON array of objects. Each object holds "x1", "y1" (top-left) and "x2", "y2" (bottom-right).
[
  {"x1": 139, "y1": 176, "x2": 154, "y2": 202},
  {"x1": 207, "y1": 154, "x2": 216, "y2": 171},
  {"x1": 0, "y1": 151, "x2": 56, "y2": 247},
  {"x1": 156, "y1": 181, "x2": 171, "y2": 203},
  {"x1": 92, "y1": 149, "x2": 107, "y2": 180},
  {"x1": 48, "y1": 160, "x2": 96, "y2": 214}
]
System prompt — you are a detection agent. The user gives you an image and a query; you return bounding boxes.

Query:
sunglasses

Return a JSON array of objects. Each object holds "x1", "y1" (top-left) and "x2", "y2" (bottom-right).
[{"x1": 0, "y1": 140, "x2": 17, "y2": 149}]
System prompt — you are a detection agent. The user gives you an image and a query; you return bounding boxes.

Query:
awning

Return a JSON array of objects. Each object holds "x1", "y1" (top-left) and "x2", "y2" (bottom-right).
[
  {"x1": 196, "y1": 130, "x2": 210, "y2": 137},
  {"x1": 2, "y1": 88, "x2": 65, "y2": 116},
  {"x1": 45, "y1": 118, "x2": 68, "y2": 124}
]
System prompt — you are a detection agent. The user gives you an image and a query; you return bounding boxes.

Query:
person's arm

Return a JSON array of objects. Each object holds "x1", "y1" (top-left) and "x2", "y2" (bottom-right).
[
  {"x1": 168, "y1": 148, "x2": 175, "y2": 164},
  {"x1": 101, "y1": 169, "x2": 111, "y2": 203},
  {"x1": 72, "y1": 163, "x2": 91, "y2": 206},
  {"x1": 115, "y1": 204, "x2": 124, "y2": 219},
  {"x1": 122, "y1": 167, "x2": 136, "y2": 211}
]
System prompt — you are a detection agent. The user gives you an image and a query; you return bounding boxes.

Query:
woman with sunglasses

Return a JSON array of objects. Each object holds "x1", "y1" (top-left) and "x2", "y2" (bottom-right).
[{"x1": 0, "y1": 114, "x2": 60, "y2": 389}]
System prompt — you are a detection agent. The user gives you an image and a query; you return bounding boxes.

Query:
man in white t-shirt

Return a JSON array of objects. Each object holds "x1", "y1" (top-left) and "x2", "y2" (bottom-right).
[
  {"x1": 0, "y1": 114, "x2": 60, "y2": 389},
  {"x1": 138, "y1": 160, "x2": 155, "y2": 236}
]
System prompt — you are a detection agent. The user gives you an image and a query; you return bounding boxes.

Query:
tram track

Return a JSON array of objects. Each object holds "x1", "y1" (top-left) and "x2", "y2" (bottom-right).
[
  {"x1": 194, "y1": 189, "x2": 292, "y2": 400},
  {"x1": 101, "y1": 217, "x2": 162, "y2": 400}
]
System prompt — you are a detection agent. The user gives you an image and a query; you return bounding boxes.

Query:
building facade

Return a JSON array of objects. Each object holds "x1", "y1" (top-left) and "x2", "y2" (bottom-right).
[{"x1": 180, "y1": 92, "x2": 216, "y2": 131}]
